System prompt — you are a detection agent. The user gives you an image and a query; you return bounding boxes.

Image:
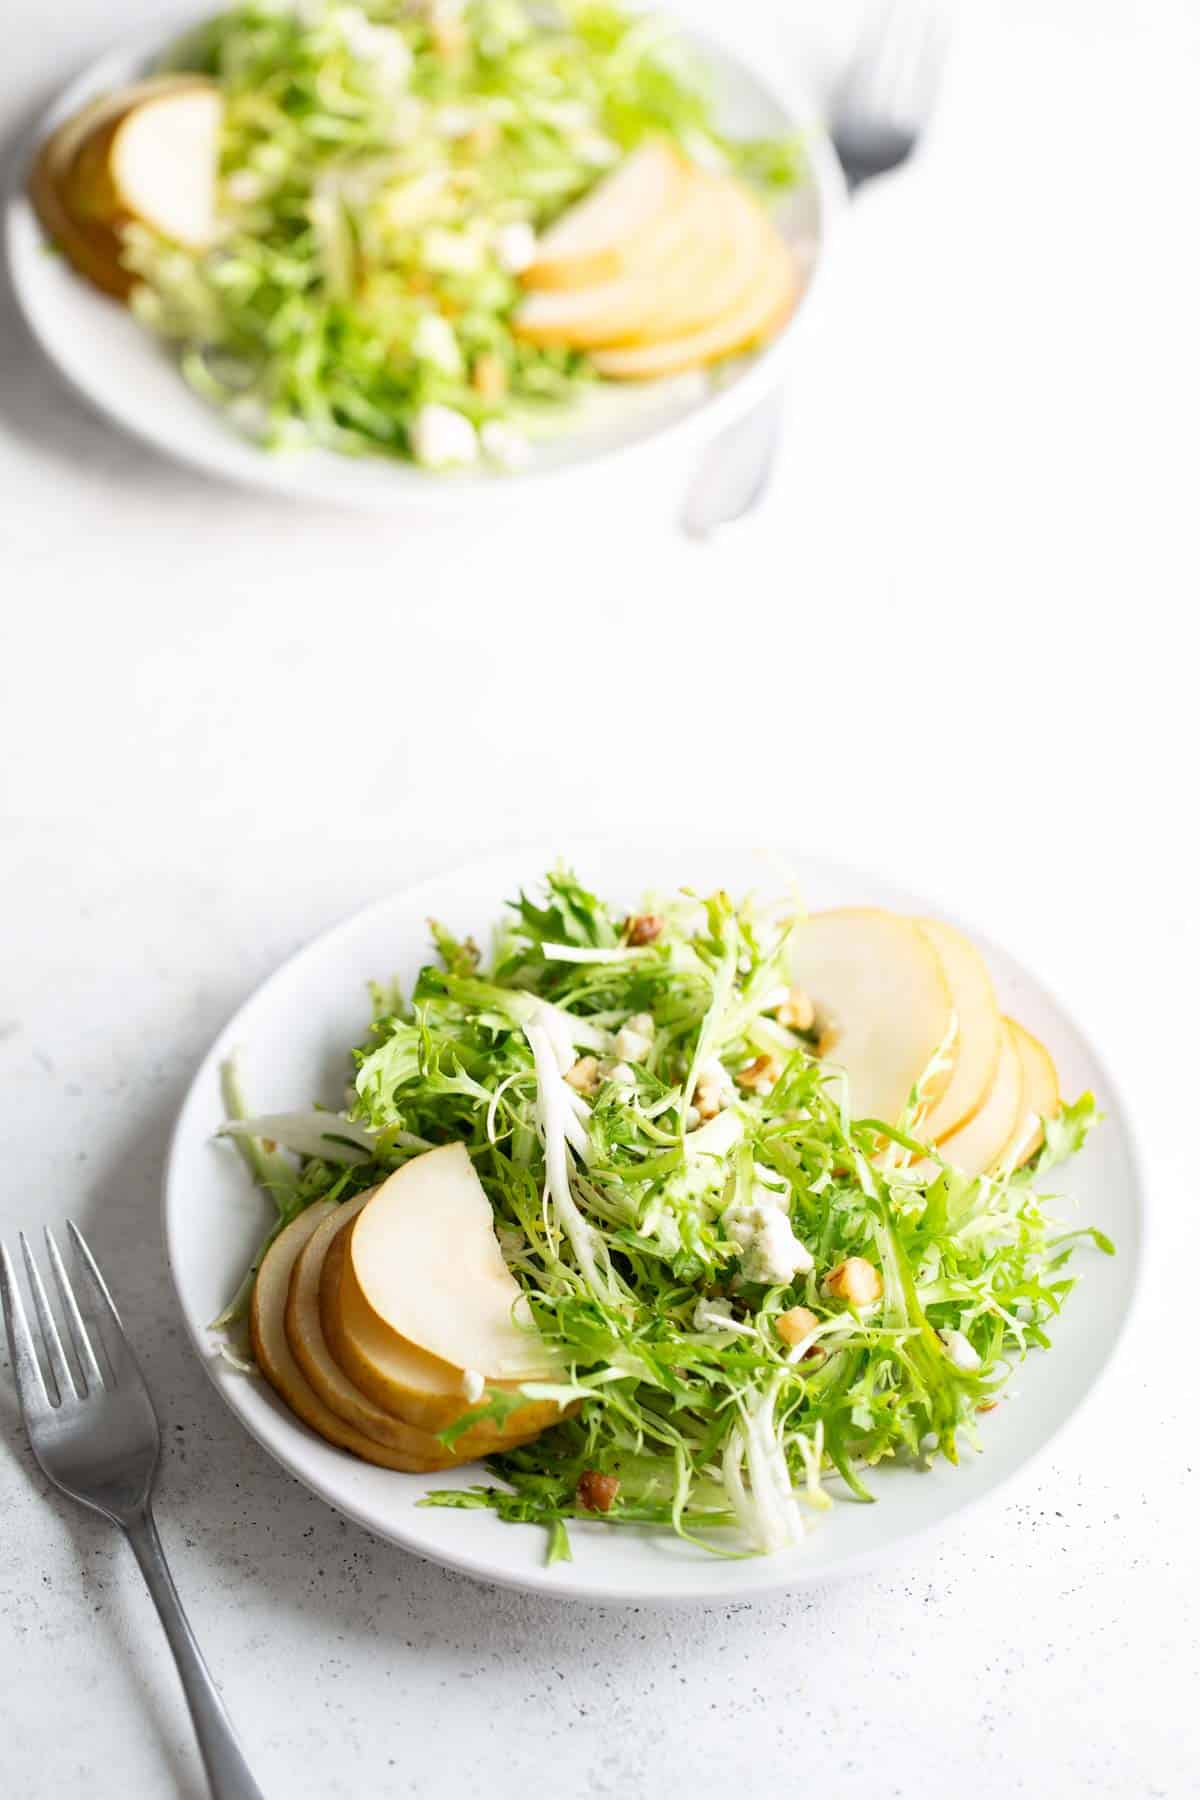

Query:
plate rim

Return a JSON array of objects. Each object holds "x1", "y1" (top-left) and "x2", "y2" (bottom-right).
[
  {"x1": 161, "y1": 841, "x2": 1149, "y2": 1604},
  {"x1": 4, "y1": 16, "x2": 847, "y2": 512}
]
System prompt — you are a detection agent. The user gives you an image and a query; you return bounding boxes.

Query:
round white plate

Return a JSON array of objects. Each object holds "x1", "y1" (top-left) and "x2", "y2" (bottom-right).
[
  {"x1": 5, "y1": 21, "x2": 843, "y2": 512},
  {"x1": 164, "y1": 846, "x2": 1144, "y2": 1603}
]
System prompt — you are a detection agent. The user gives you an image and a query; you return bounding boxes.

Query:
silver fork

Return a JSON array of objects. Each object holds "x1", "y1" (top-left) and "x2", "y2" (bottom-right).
[
  {"x1": 1, "y1": 1223, "x2": 265, "y2": 1800},
  {"x1": 682, "y1": 0, "x2": 950, "y2": 538}
]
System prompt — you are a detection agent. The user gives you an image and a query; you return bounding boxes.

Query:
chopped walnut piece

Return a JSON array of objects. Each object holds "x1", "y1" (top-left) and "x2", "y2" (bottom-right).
[
  {"x1": 564, "y1": 1055, "x2": 601, "y2": 1095},
  {"x1": 693, "y1": 1080, "x2": 723, "y2": 1120},
  {"x1": 576, "y1": 1470, "x2": 620, "y2": 1513},
  {"x1": 430, "y1": 0, "x2": 468, "y2": 59},
  {"x1": 776, "y1": 985, "x2": 815, "y2": 1032},
  {"x1": 466, "y1": 118, "x2": 500, "y2": 156},
  {"x1": 625, "y1": 913, "x2": 664, "y2": 946},
  {"x1": 774, "y1": 1306, "x2": 820, "y2": 1348},
  {"x1": 472, "y1": 352, "x2": 508, "y2": 402},
  {"x1": 824, "y1": 1257, "x2": 883, "y2": 1307},
  {"x1": 735, "y1": 1053, "x2": 783, "y2": 1096}
]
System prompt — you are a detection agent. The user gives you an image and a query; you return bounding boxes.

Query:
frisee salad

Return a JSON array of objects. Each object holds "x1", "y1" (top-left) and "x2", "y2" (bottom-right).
[
  {"x1": 219, "y1": 869, "x2": 1109, "y2": 1561},
  {"x1": 128, "y1": 0, "x2": 803, "y2": 466}
]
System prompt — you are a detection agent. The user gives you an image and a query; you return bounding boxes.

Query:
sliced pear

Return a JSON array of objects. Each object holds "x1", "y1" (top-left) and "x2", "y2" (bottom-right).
[
  {"x1": 250, "y1": 1203, "x2": 457, "y2": 1473},
  {"x1": 935, "y1": 1018, "x2": 1026, "y2": 1179},
  {"x1": 107, "y1": 84, "x2": 220, "y2": 249},
  {"x1": 290, "y1": 1196, "x2": 562, "y2": 1453},
  {"x1": 29, "y1": 77, "x2": 219, "y2": 298},
  {"x1": 995, "y1": 1020, "x2": 1061, "y2": 1172},
  {"x1": 788, "y1": 908, "x2": 953, "y2": 1127},
  {"x1": 323, "y1": 1218, "x2": 568, "y2": 1441},
  {"x1": 588, "y1": 235, "x2": 797, "y2": 379},
  {"x1": 630, "y1": 183, "x2": 775, "y2": 342},
  {"x1": 913, "y1": 919, "x2": 1003, "y2": 1142},
  {"x1": 514, "y1": 173, "x2": 739, "y2": 349},
  {"x1": 349, "y1": 1143, "x2": 558, "y2": 1381},
  {"x1": 29, "y1": 87, "x2": 151, "y2": 298},
  {"x1": 322, "y1": 1219, "x2": 478, "y2": 1430},
  {"x1": 523, "y1": 139, "x2": 686, "y2": 289},
  {"x1": 29, "y1": 136, "x2": 131, "y2": 299}
]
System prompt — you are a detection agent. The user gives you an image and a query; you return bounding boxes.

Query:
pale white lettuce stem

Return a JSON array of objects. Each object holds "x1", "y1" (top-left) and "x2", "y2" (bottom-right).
[
  {"x1": 538, "y1": 943, "x2": 654, "y2": 965},
  {"x1": 721, "y1": 1424, "x2": 758, "y2": 1544},
  {"x1": 219, "y1": 1111, "x2": 376, "y2": 1163},
  {"x1": 524, "y1": 1021, "x2": 607, "y2": 1295},
  {"x1": 742, "y1": 1381, "x2": 803, "y2": 1552},
  {"x1": 525, "y1": 996, "x2": 610, "y2": 1062}
]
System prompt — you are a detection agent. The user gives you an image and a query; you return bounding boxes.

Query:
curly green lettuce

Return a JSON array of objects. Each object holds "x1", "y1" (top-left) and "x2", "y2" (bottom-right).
[
  {"x1": 124, "y1": 0, "x2": 805, "y2": 464},
  {"x1": 219, "y1": 867, "x2": 1109, "y2": 1561}
]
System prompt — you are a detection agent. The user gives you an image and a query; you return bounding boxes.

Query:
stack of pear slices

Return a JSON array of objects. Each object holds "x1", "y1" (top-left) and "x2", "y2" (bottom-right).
[
  {"x1": 514, "y1": 139, "x2": 800, "y2": 379},
  {"x1": 789, "y1": 910, "x2": 1062, "y2": 1178},
  {"x1": 30, "y1": 77, "x2": 221, "y2": 298},
  {"x1": 251, "y1": 1143, "x2": 566, "y2": 1473}
]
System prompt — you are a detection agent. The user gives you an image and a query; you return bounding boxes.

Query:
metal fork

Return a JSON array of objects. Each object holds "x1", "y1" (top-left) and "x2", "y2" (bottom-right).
[
  {"x1": 1, "y1": 1223, "x2": 265, "y2": 1800},
  {"x1": 682, "y1": 0, "x2": 950, "y2": 538}
]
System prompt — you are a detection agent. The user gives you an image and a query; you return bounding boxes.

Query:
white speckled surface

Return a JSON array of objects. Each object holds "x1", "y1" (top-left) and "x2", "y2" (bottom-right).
[{"x1": 2, "y1": 0, "x2": 1199, "y2": 1793}]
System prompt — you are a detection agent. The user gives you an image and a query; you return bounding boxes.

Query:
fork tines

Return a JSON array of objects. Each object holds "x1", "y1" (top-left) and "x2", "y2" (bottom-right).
[{"x1": 1, "y1": 1222, "x2": 117, "y2": 1415}]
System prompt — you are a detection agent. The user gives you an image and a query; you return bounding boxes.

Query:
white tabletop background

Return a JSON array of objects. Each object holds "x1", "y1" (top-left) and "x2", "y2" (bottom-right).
[{"x1": 2, "y1": 0, "x2": 1198, "y2": 1794}]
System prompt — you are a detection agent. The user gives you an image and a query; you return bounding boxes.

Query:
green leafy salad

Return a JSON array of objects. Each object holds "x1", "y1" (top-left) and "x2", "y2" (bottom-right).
[
  {"x1": 130, "y1": 0, "x2": 802, "y2": 466},
  {"x1": 220, "y1": 869, "x2": 1110, "y2": 1561}
]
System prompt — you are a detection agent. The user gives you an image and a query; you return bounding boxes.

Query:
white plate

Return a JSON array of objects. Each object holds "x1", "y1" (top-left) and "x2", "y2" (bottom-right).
[
  {"x1": 5, "y1": 20, "x2": 843, "y2": 512},
  {"x1": 164, "y1": 846, "x2": 1144, "y2": 1603}
]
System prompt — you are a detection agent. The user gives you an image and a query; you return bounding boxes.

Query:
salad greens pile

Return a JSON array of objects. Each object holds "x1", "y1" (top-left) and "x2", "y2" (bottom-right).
[
  {"x1": 221, "y1": 868, "x2": 1110, "y2": 1562},
  {"x1": 127, "y1": 0, "x2": 802, "y2": 466}
]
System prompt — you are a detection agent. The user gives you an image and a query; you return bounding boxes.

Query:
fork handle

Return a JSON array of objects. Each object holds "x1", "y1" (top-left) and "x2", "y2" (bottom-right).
[
  {"x1": 681, "y1": 390, "x2": 785, "y2": 539},
  {"x1": 124, "y1": 1508, "x2": 266, "y2": 1800}
]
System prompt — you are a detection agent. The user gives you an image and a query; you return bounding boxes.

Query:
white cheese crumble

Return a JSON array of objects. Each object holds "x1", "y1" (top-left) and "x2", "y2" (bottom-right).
[
  {"x1": 225, "y1": 169, "x2": 266, "y2": 205},
  {"x1": 696, "y1": 1056, "x2": 736, "y2": 1100},
  {"x1": 333, "y1": 7, "x2": 412, "y2": 88},
  {"x1": 411, "y1": 312, "x2": 463, "y2": 377},
  {"x1": 422, "y1": 226, "x2": 484, "y2": 275},
  {"x1": 411, "y1": 403, "x2": 478, "y2": 469},
  {"x1": 723, "y1": 1169, "x2": 814, "y2": 1287},
  {"x1": 460, "y1": 1369, "x2": 486, "y2": 1404},
  {"x1": 435, "y1": 104, "x2": 479, "y2": 138},
  {"x1": 613, "y1": 1012, "x2": 654, "y2": 1063},
  {"x1": 938, "y1": 1328, "x2": 982, "y2": 1372},
  {"x1": 493, "y1": 219, "x2": 537, "y2": 273},
  {"x1": 693, "y1": 1296, "x2": 758, "y2": 1338}
]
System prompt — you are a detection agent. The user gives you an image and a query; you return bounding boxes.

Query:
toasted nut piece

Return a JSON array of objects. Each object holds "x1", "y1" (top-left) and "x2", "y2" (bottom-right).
[
  {"x1": 431, "y1": 0, "x2": 468, "y2": 59},
  {"x1": 693, "y1": 1080, "x2": 723, "y2": 1121},
  {"x1": 825, "y1": 1257, "x2": 883, "y2": 1307},
  {"x1": 625, "y1": 913, "x2": 664, "y2": 946},
  {"x1": 565, "y1": 1055, "x2": 601, "y2": 1095},
  {"x1": 472, "y1": 351, "x2": 507, "y2": 402},
  {"x1": 776, "y1": 986, "x2": 815, "y2": 1032},
  {"x1": 576, "y1": 1469, "x2": 620, "y2": 1513},
  {"x1": 735, "y1": 1053, "x2": 783, "y2": 1096},
  {"x1": 775, "y1": 1306, "x2": 820, "y2": 1348},
  {"x1": 466, "y1": 119, "x2": 500, "y2": 156}
]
